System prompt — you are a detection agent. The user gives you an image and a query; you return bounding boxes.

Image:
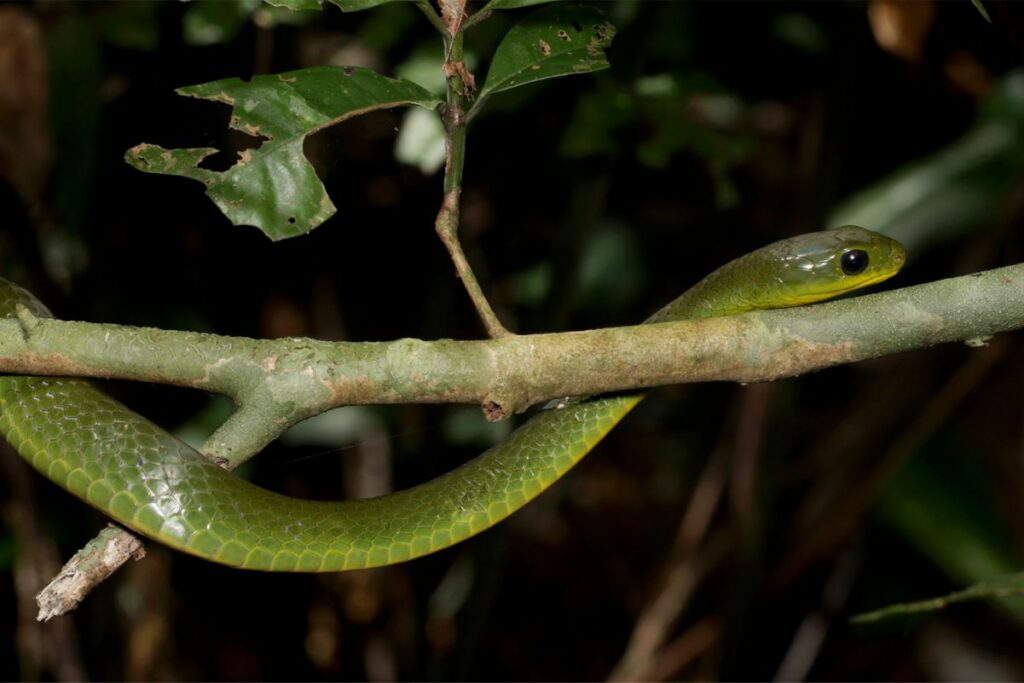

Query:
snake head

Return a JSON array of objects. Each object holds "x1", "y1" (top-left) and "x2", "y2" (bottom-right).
[
  {"x1": 767, "y1": 225, "x2": 906, "y2": 306},
  {"x1": 652, "y1": 226, "x2": 906, "y2": 321}
]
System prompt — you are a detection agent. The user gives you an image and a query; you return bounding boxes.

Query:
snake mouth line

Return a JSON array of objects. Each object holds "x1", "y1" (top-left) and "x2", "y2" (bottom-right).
[
  {"x1": 782, "y1": 267, "x2": 902, "y2": 307},
  {"x1": 833, "y1": 267, "x2": 902, "y2": 295}
]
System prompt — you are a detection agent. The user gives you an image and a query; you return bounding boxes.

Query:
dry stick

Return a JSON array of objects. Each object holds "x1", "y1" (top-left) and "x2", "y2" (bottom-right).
[
  {"x1": 611, "y1": 534, "x2": 731, "y2": 682},
  {"x1": 609, "y1": 382, "x2": 774, "y2": 682},
  {"x1": 772, "y1": 548, "x2": 862, "y2": 682},
  {"x1": 35, "y1": 526, "x2": 144, "y2": 622},
  {"x1": 643, "y1": 616, "x2": 723, "y2": 682},
  {"x1": 607, "y1": 403, "x2": 738, "y2": 682}
]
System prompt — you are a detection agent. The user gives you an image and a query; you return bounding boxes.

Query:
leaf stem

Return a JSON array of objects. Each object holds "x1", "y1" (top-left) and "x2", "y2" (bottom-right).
[
  {"x1": 443, "y1": 29, "x2": 468, "y2": 193},
  {"x1": 461, "y1": 7, "x2": 491, "y2": 31},
  {"x1": 434, "y1": 189, "x2": 510, "y2": 338},
  {"x1": 436, "y1": 26, "x2": 511, "y2": 337}
]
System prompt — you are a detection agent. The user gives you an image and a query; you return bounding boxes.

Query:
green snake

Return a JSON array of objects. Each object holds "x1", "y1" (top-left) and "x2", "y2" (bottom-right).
[{"x1": 0, "y1": 227, "x2": 905, "y2": 571}]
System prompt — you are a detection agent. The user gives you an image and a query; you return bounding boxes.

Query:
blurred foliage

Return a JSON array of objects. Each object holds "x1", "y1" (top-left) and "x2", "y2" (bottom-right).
[
  {"x1": 831, "y1": 71, "x2": 1024, "y2": 255},
  {"x1": 874, "y1": 441, "x2": 1024, "y2": 620},
  {"x1": 0, "y1": 0, "x2": 1024, "y2": 681},
  {"x1": 182, "y1": 0, "x2": 261, "y2": 46}
]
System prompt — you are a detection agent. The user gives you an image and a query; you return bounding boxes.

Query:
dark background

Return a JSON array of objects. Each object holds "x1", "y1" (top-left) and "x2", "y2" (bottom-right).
[{"x1": 2, "y1": 0, "x2": 1024, "y2": 680}]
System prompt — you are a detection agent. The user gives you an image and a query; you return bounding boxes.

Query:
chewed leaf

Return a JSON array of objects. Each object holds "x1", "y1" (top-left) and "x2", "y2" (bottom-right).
[
  {"x1": 477, "y1": 4, "x2": 615, "y2": 103},
  {"x1": 125, "y1": 66, "x2": 440, "y2": 241}
]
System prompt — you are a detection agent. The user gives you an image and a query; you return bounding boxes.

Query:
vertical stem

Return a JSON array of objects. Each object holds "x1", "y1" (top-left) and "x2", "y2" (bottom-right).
[
  {"x1": 444, "y1": 30, "x2": 467, "y2": 192},
  {"x1": 435, "y1": 27, "x2": 511, "y2": 338}
]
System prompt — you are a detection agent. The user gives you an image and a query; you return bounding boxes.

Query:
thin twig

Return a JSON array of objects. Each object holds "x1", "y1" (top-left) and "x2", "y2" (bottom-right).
[
  {"x1": 461, "y1": 6, "x2": 492, "y2": 31},
  {"x1": 642, "y1": 616, "x2": 723, "y2": 682},
  {"x1": 35, "y1": 526, "x2": 145, "y2": 622},
  {"x1": 607, "y1": 428, "x2": 733, "y2": 682},
  {"x1": 607, "y1": 533, "x2": 730, "y2": 682},
  {"x1": 434, "y1": 188, "x2": 511, "y2": 337},
  {"x1": 772, "y1": 548, "x2": 862, "y2": 681},
  {"x1": 433, "y1": 10, "x2": 507, "y2": 338}
]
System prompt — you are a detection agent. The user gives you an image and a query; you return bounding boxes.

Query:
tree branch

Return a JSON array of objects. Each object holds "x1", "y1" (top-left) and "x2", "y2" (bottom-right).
[
  {"x1": 0, "y1": 263, "x2": 1022, "y2": 424},
  {"x1": 8, "y1": 263, "x2": 1024, "y2": 615}
]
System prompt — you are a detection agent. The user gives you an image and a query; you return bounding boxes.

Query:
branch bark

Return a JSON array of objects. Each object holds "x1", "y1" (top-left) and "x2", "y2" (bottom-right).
[{"x1": 0, "y1": 264, "x2": 1022, "y2": 424}]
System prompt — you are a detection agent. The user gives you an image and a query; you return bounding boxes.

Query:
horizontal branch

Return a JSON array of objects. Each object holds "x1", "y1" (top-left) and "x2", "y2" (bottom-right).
[{"x1": 0, "y1": 264, "x2": 1022, "y2": 424}]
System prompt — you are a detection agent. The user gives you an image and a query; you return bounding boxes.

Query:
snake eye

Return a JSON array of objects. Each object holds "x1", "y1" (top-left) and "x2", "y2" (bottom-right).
[{"x1": 841, "y1": 249, "x2": 868, "y2": 275}]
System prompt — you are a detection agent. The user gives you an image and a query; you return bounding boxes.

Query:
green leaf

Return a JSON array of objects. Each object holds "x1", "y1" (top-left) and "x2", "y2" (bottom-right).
[
  {"x1": 126, "y1": 66, "x2": 440, "y2": 241},
  {"x1": 852, "y1": 573, "x2": 1024, "y2": 625},
  {"x1": 327, "y1": 0, "x2": 412, "y2": 11},
  {"x1": 476, "y1": 4, "x2": 616, "y2": 105},
  {"x1": 480, "y1": 0, "x2": 561, "y2": 11},
  {"x1": 265, "y1": 0, "x2": 324, "y2": 10}
]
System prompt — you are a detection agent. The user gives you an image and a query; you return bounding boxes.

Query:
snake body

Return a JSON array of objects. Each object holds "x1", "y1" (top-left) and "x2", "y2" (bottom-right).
[{"x1": 0, "y1": 227, "x2": 904, "y2": 571}]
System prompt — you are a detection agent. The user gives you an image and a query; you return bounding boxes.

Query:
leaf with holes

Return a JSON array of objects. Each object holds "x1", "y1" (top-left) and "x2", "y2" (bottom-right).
[
  {"x1": 126, "y1": 66, "x2": 440, "y2": 241},
  {"x1": 475, "y1": 4, "x2": 615, "y2": 107}
]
